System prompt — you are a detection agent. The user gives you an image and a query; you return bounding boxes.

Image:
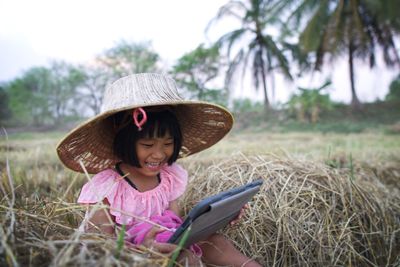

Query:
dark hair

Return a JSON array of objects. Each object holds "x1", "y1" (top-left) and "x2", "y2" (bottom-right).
[{"x1": 113, "y1": 109, "x2": 182, "y2": 167}]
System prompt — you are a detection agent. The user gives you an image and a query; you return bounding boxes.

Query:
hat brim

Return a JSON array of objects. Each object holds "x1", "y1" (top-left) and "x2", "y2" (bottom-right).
[{"x1": 56, "y1": 101, "x2": 233, "y2": 173}]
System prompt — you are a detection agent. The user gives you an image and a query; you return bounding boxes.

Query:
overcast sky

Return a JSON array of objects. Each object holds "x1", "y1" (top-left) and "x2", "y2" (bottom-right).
[{"x1": 0, "y1": 0, "x2": 397, "y2": 104}]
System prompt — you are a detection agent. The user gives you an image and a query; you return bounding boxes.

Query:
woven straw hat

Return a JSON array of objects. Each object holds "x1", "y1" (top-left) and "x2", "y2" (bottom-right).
[{"x1": 57, "y1": 73, "x2": 233, "y2": 174}]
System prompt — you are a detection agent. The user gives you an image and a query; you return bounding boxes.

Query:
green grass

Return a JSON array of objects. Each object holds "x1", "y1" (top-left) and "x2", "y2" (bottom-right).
[
  {"x1": 189, "y1": 131, "x2": 400, "y2": 164},
  {"x1": 1, "y1": 130, "x2": 65, "y2": 141},
  {"x1": 233, "y1": 100, "x2": 400, "y2": 134},
  {"x1": 2, "y1": 130, "x2": 399, "y2": 169}
]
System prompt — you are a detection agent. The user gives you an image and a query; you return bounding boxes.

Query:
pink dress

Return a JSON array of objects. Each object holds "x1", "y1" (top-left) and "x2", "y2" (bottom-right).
[{"x1": 77, "y1": 163, "x2": 188, "y2": 238}]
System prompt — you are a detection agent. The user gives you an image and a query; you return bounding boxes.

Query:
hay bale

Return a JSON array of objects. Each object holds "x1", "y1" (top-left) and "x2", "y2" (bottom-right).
[
  {"x1": 181, "y1": 154, "x2": 400, "y2": 266},
  {"x1": 362, "y1": 162, "x2": 400, "y2": 190}
]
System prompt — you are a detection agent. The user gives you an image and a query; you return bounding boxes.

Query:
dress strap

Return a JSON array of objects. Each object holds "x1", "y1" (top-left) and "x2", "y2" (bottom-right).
[
  {"x1": 115, "y1": 162, "x2": 138, "y2": 190},
  {"x1": 115, "y1": 162, "x2": 161, "y2": 191}
]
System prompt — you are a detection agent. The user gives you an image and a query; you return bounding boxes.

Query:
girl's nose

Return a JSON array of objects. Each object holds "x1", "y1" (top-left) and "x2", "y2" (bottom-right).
[{"x1": 152, "y1": 146, "x2": 166, "y2": 160}]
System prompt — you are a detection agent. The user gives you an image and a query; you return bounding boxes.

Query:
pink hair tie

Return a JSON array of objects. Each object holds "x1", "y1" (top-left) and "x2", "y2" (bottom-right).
[{"x1": 132, "y1": 108, "x2": 147, "y2": 131}]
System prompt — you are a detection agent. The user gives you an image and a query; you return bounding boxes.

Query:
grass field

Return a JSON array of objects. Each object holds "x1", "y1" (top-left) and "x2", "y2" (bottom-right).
[
  {"x1": 1, "y1": 130, "x2": 399, "y2": 266},
  {"x1": 2, "y1": 130, "x2": 400, "y2": 165}
]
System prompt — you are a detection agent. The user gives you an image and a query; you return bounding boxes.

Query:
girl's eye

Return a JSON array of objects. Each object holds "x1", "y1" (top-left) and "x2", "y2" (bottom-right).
[
  {"x1": 165, "y1": 142, "x2": 173, "y2": 147},
  {"x1": 140, "y1": 143, "x2": 153, "y2": 148}
]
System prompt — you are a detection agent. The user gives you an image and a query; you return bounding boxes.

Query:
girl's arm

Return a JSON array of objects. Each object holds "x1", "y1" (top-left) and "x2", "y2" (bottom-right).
[
  {"x1": 168, "y1": 199, "x2": 181, "y2": 216},
  {"x1": 85, "y1": 199, "x2": 115, "y2": 235}
]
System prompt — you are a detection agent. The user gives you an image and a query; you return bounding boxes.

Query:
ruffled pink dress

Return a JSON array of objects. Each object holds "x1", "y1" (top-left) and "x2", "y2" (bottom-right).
[{"x1": 77, "y1": 163, "x2": 189, "y2": 240}]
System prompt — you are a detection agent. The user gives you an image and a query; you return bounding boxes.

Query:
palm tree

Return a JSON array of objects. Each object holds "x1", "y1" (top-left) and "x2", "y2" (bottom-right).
[
  {"x1": 275, "y1": 0, "x2": 400, "y2": 109},
  {"x1": 208, "y1": 0, "x2": 293, "y2": 111}
]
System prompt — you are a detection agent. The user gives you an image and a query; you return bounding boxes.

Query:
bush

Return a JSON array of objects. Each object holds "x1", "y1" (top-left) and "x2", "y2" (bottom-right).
[{"x1": 386, "y1": 75, "x2": 400, "y2": 101}]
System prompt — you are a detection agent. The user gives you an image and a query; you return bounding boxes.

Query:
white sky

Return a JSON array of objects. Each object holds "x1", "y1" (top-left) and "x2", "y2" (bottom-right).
[{"x1": 0, "y1": 0, "x2": 397, "y2": 104}]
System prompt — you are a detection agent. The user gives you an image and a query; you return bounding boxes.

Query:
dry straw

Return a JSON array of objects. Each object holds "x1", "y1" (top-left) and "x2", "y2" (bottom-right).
[
  {"x1": 181, "y1": 153, "x2": 400, "y2": 266},
  {"x1": 1, "y1": 152, "x2": 399, "y2": 266}
]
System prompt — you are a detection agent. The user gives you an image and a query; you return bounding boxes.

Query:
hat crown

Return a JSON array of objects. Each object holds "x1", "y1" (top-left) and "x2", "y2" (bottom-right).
[{"x1": 101, "y1": 73, "x2": 183, "y2": 113}]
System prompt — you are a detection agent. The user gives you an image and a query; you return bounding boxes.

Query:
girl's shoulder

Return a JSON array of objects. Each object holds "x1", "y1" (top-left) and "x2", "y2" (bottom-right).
[
  {"x1": 160, "y1": 163, "x2": 188, "y2": 201},
  {"x1": 91, "y1": 169, "x2": 120, "y2": 182},
  {"x1": 83, "y1": 169, "x2": 121, "y2": 189},
  {"x1": 77, "y1": 168, "x2": 121, "y2": 203},
  {"x1": 161, "y1": 163, "x2": 187, "y2": 177}
]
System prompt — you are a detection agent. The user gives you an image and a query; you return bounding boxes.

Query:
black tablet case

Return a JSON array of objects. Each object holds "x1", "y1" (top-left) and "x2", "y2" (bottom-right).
[{"x1": 168, "y1": 179, "x2": 263, "y2": 247}]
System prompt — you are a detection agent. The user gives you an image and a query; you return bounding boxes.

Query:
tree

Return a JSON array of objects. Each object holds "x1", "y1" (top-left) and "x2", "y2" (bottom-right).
[
  {"x1": 232, "y1": 98, "x2": 263, "y2": 114},
  {"x1": 77, "y1": 65, "x2": 111, "y2": 116},
  {"x1": 5, "y1": 63, "x2": 84, "y2": 126},
  {"x1": 0, "y1": 86, "x2": 11, "y2": 125},
  {"x1": 172, "y1": 44, "x2": 228, "y2": 106},
  {"x1": 7, "y1": 67, "x2": 53, "y2": 125},
  {"x1": 275, "y1": 0, "x2": 400, "y2": 109},
  {"x1": 286, "y1": 80, "x2": 333, "y2": 123},
  {"x1": 97, "y1": 40, "x2": 160, "y2": 79},
  {"x1": 386, "y1": 74, "x2": 400, "y2": 101},
  {"x1": 49, "y1": 61, "x2": 85, "y2": 124},
  {"x1": 208, "y1": 0, "x2": 293, "y2": 111},
  {"x1": 77, "y1": 41, "x2": 161, "y2": 115}
]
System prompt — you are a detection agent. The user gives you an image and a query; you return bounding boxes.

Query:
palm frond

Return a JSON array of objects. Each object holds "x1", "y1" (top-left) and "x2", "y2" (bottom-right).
[
  {"x1": 299, "y1": 0, "x2": 330, "y2": 52},
  {"x1": 286, "y1": 0, "x2": 321, "y2": 29},
  {"x1": 217, "y1": 29, "x2": 247, "y2": 59},
  {"x1": 215, "y1": 0, "x2": 247, "y2": 21},
  {"x1": 262, "y1": 35, "x2": 292, "y2": 80},
  {"x1": 225, "y1": 49, "x2": 245, "y2": 91},
  {"x1": 281, "y1": 41, "x2": 312, "y2": 74},
  {"x1": 349, "y1": 0, "x2": 371, "y2": 50},
  {"x1": 205, "y1": 0, "x2": 246, "y2": 35}
]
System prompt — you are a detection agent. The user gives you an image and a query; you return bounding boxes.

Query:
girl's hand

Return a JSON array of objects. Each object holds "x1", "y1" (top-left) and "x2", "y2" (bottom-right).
[
  {"x1": 230, "y1": 204, "x2": 249, "y2": 226},
  {"x1": 142, "y1": 226, "x2": 178, "y2": 255}
]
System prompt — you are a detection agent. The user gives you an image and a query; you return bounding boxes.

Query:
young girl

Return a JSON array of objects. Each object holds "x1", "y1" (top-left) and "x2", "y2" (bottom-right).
[{"x1": 57, "y1": 73, "x2": 261, "y2": 266}]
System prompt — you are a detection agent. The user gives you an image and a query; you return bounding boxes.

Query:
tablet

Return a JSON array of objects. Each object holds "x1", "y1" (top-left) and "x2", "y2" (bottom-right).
[{"x1": 168, "y1": 179, "x2": 263, "y2": 247}]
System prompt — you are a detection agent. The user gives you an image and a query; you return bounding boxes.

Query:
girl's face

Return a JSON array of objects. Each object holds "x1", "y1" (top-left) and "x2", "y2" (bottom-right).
[{"x1": 133, "y1": 133, "x2": 174, "y2": 178}]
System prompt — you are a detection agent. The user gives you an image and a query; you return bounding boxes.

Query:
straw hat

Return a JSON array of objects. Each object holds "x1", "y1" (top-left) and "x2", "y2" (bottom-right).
[{"x1": 57, "y1": 73, "x2": 234, "y2": 174}]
